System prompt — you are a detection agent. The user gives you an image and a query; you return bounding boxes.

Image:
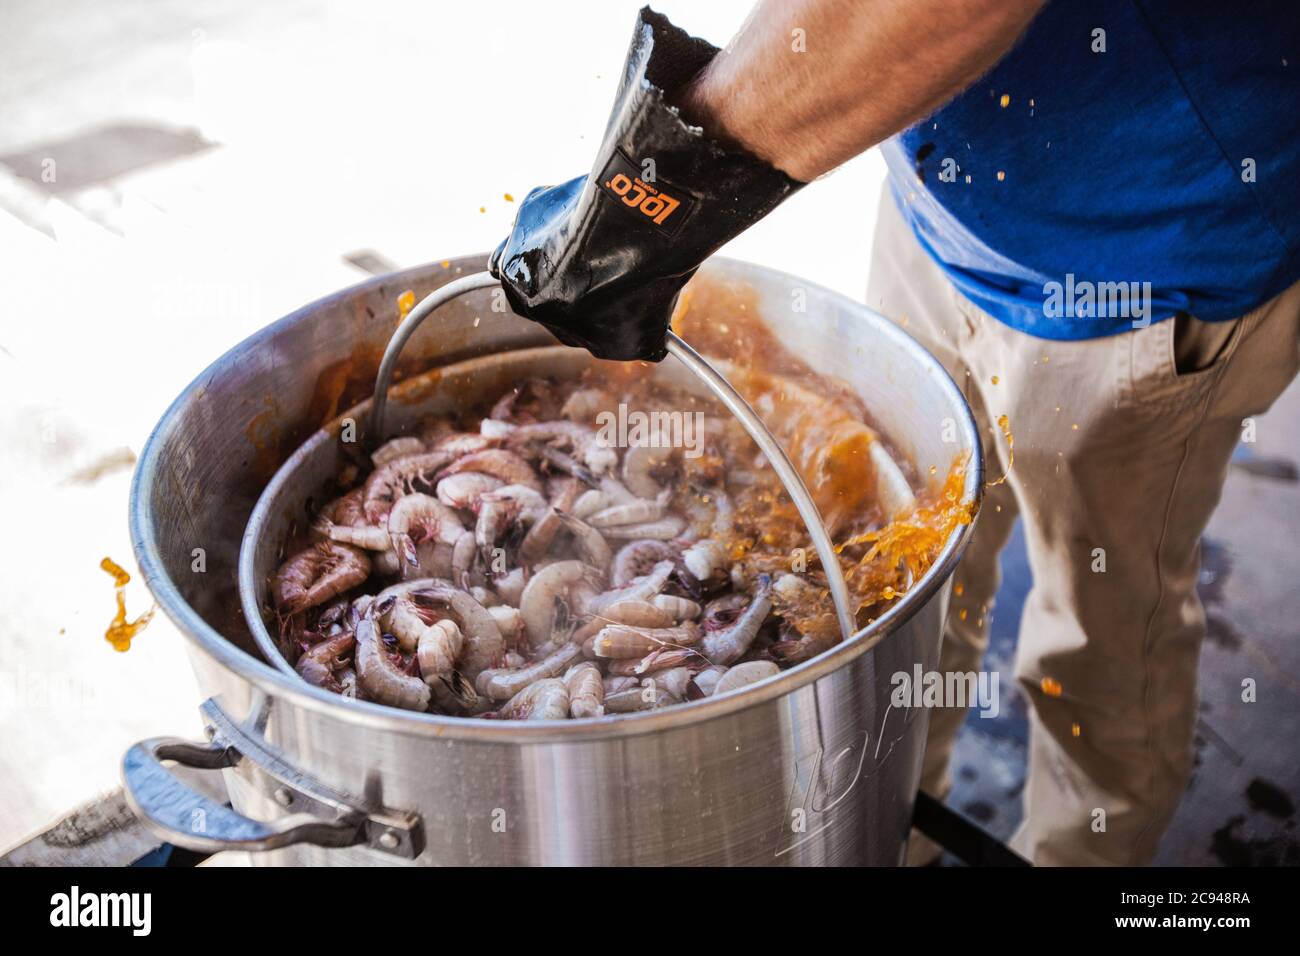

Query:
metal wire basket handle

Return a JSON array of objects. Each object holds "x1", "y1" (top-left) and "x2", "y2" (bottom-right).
[{"x1": 369, "y1": 271, "x2": 856, "y2": 640}]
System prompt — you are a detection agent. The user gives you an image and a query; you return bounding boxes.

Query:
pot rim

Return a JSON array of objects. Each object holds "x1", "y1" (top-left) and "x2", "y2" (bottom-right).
[{"x1": 129, "y1": 255, "x2": 984, "y2": 742}]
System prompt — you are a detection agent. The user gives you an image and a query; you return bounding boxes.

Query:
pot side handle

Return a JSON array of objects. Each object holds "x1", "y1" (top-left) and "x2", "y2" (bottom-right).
[
  {"x1": 122, "y1": 737, "x2": 361, "y2": 854},
  {"x1": 121, "y1": 699, "x2": 423, "y2": 859}
]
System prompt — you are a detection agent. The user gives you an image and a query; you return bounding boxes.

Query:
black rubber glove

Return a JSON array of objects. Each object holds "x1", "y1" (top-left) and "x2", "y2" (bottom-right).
[{"x1": 489, "y1": 6, "x2": 804, "y2": 361}]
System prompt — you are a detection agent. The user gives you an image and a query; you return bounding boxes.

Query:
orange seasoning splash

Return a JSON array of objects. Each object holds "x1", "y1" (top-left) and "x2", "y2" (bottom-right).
[
  {"x1": 672, "y1": 275, "x2": 977, "y2": 631},
  {"x1": 838, "y1": 463, "x2": 973, "y2": 594},
  {"x1": 653, "y1": 274, "x2": 976, "y2": 641},
  {"x1": 101, "y1": 557, "x2": 155, "y2": 652},
  {"x1": 396, "y1": 289, "x2": 416, "y2": 322},
  {"x1": 986, "y1": 413, "x2": 1014, "y2": 486}
]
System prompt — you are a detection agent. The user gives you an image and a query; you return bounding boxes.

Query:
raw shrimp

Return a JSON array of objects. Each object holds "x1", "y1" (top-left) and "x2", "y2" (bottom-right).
[
  {"x1": 372, "y1": 436, "x2": 425, "y2": 467},
  {"x1": 647, "y1": 666, "x2": 693, "y2": 700},
  {"x1": 269, "y1": 368, "x2": 944, "y2": 721},
  {"x1": 315, "y1": 599, "x2": 348, "y2": 632},
  {"x1": 487, "y1": 605, "x2": 523, "y2": 642},
  {"x1": 479, "y1": 418, "x2": 515, "y2": 440},
  {"x1": 363, "y1": 450, "x2": 454, "y2": 523},
  {"x1": 490, "y1": 385, "x2": 525, "y2": 422},
  {"x1": 611, "y1": 540, "x2": 678, "y2": 587},
  {"x1": 519, "y1": 477, "x2": 582, "y2": 561},
  {"x1": 768, "y1": 574, "x2": 838, "y2": 664},
  {"x1": 652, "y1": 594, "x2": 701, "y2": 620},
  {"x1": 373, "y1": 581, "x2": 465, "y2": 672},
  {"x1": 698, "y1": 576, "x2": 772, "y2": 665},
  {"x1": 769, "y1": 627, "x2": 836, "y2": 665},
  {"x1": 560, "y1": 387, "x2": 615, "y2": 423},
  {"x1": 587, "y1": 622, "x2": 699, "y2": 659},
  {"x1": 273, "y1": 542, "x2": 371, "y2": 615},
  {"x1": 600, "y1": 515, "x2": 687, "y2": 540},
  {"x1": 572, "y1": 597, "x2": 673, "y2": 642},
  {"x1": 679, "y1": 485, "x2": 734, "y2": 538},
  {"x1": 470, "y1": 585, "x2": 500, "y2": 607},
  {"x1": 409, "y1": 583, "x2": 503, "y2": 683},
  {"x1": 432, "y1": 431, "x2": 498, "y2": 456},
  {"x1": 436, "y1": 471, "x2": 503, "y2": 509},
  {"x1": 475, "y1": 642, "x2": 583, "y2": 701},
  {"x1": 348, "y1": 594, "x2": 374, "y2": 627},
  {"x1": 555, "y1": 512, "x2": 613, "y2": 570},
  {"x1": 316, "y1": 517, "x2": 390, "y2": 552},
  {"x1": 438, "y1": 449, "x2": 542, "y2": 492},
  {"x1": 712, "y1": 660, "x2": 779, "y2": 696},
  {"x1": 375, "y1": 594, "x2": 431, "y2": 653},
  {"x1": 295, "y1": 632, "x2": 356, "y2": 690},
  {"x1": 605, "y1": 647, "x2": 692, "y2": 676},
  {"x1": 320, "y1": 488, "x2": 367, "y2": 527},
  {"x1": 475, "y1": 484, "x2": 548, "y2": 563},
  {"x1": 571, "y1": 489, "x2": 609, "y2": 520},
  {"x1": 534, "y1": 445, "x2": 597, "y2": 484},
  {"x1": 372, "y1": 548, "x2": 401, "y2": 577},
  {"x1": 496, "y1": 678, "x2": 569, "y2": 720},
  {"x1": 605, "y1": 682, "x2": 679, "y2": 713},
  {"x1": 598, "y1": 476, "x2": 641, "y2": 505},
  {"x1": 519, "y1": 560, "x2": 605, "y2": 647},
  {"x1": 387, "y1": 494, "x2": 465, "y2": 574},
  {"x1": 690, "y1": 665, "x2": 728, "y2": 697},
  {"x1": 417, "y1": 618, "x2": 464, "y2": 682},
  {"x1": 587, "y1": 488, "x2": 671, "y2": 528},
  {"x1": 315, "y1": 489, "x2": 392, "y2": 551},
  {"x1": 506, "y1": 420, "x2": 617, "y2": 475},
  {"x1": 564, "y1": 662, "x2": 605, "y2": 718},
  {"x1": 603, "y1": 674, "x2": 639, "y2": 696},
  {"x1": 682, "y1": 539, "x2": 727, "y2": 581},
  {"x1": 354, "y1": 615, "x2": 430, "y2": 711},
  {"x1": 701, "y1": 592, "x2": 748, "y2": 629},
  {"x1": 621, "y1": 444, "x2": 673, "y2": 499},
  {"x1": 586, "y1": 560, "x2": 674, "y2": 615},
  {"x1": 451, "y1": 530, "x2": 480, "y2": 588},
  {"x1": 493, "y1": 566, "x2": 527, "y2": 606},
  {"x1": 412, "y1": 541, "x2": 455, "y2": 579}
]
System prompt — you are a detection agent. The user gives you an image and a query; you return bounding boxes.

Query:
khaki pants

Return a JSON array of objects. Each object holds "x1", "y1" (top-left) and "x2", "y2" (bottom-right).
[{"x1": 868, "y1": 188, "x2": 1300, "y2": 865}]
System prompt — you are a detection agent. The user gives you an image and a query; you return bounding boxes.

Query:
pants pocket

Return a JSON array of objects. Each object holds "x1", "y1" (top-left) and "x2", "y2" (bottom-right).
[
  {"x1": 1172, "y1": 312, "x2": 1241, "y2": 376},
  {"x1": 1123, "y1": 314, "x2": 1246, "y2": 412}
]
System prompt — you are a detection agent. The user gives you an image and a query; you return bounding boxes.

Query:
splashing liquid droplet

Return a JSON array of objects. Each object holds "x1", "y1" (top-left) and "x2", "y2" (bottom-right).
[
  {"x1": 986, "y1": 414, "x2": 1014, "y2": 487},
  {"x1": 101, "y1": 557, "x2": 155, "y2": 652},
  {"x1": 397, "y1": 289, "x2": 415, "y2": 321}
]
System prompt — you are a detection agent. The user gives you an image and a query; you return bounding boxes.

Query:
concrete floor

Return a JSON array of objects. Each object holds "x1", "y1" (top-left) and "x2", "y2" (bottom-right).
[{"x1": 1, "y1": 1, "x2": 1296, "y2": 863}]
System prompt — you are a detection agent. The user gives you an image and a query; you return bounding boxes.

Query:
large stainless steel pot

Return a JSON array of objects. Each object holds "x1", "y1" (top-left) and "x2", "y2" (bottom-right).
[{"x1": 124, "y1": 254, "x2": 982, "y2": 865}]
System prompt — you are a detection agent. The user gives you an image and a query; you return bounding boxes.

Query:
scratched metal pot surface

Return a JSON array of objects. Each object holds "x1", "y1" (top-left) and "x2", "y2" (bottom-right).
[{"x1": 125, "y1": 255, "x2": 982, "y2": 865}]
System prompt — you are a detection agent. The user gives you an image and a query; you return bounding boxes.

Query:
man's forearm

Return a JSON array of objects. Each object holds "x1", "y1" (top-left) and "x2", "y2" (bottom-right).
[{"x1": 677, "y1": 0, "x2": 1044, "y2": 182}]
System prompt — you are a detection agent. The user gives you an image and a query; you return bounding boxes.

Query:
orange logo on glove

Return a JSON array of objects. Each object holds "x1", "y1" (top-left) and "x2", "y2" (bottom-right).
[{"x1": 598, "y1": 151, "x2": 694, "y2": 237}]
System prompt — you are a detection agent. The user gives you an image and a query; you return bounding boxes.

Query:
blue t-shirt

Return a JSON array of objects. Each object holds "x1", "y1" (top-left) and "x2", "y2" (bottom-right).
[{"x1": 883, "y1": 0, "x2": 1300, "y2": 339}]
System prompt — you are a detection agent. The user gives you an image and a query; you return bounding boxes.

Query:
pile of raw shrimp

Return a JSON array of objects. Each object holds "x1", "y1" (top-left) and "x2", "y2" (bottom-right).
[{"x1": 271, "y1": 375, "x2": 888, "y2": 719}]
